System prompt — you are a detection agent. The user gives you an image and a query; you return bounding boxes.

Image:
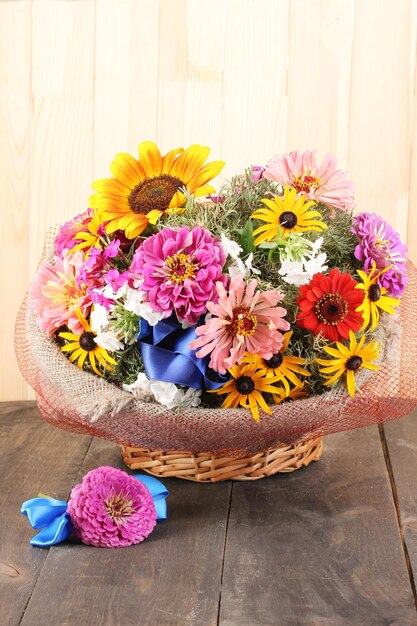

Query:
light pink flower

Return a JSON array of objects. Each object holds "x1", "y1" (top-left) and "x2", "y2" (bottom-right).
[
  {"x1": 67, "y1": 466, "x2": 157, "y2": 548},
  {"x1": 189, "y1": 274, "x2": 290, "y2": 375},
  {"x1": 29, "y1": 251, "x2": 91, "y2": 334},
  {"x1": 130, "y1": 226, "x2": 227, "y2": 325},
  {"x1": 264, "y1": 150, "x2": 354, "y2": 212}
]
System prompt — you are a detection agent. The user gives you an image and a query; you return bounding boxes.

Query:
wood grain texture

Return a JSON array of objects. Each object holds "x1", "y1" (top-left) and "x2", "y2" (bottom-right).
[
  {"x1": 383, "y1": 408, "x2": 417, "y2": 595},
  {"x1": 0, "y1": 1, "x2": 31, "y2": 401},
  {"x1": 21, "y1": 436, "x2": 232, "y2": 626},
  {"x1": 29, "y1": 0, "x2": 95, "y2": 274},
  {"x1": 0, "y1": 402, "x2": 92, "y2": 626},
  {"x1": 218, "y1": 426, "x2": 417, "y2": 625},
  {"x1": 221, "y1": 0, "x2": 289, "y2": 179},
  {"x1": 286, "y1": 0, "x2": 355, "y2": 163},
  {"x1": 348, "y1": 0, "x2": 416, "y2": 243}
]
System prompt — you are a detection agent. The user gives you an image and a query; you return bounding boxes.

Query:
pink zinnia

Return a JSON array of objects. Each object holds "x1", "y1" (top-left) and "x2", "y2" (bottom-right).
[
  {"x1": 189, "y1": 274, "x2": 290, "y2": 375},
  {"x1": 130, "y1": 226, "x2": 226, "y2": 325},
  {"x1": 67, "y1": 467, "x2": 157, "y2": 548},
  {"x1": 263, "y1": 150, "x2": 354, "y2": 212},
  {"x1": 54, "y1": 208, "x2": 94, "y2": 257},
  {"x1": 29, "y1": 251, "x2": 91, "y2": 334}
]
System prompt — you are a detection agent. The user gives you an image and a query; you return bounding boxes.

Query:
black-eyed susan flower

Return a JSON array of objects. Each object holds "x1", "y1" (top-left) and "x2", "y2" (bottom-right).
[
  {"x1": 250, "y1": 185, "x2": 327, "y2": 245},
  {"x1": 241, "y1": 331, "x2": 311, "y2": 397},
  {"x1": 72, "y1": 212, "x2": 103, "y2": 256},
  {"x1": 90, "y1": 141, "x2": 225, "y2": 239},
  {"x1": 210, "y1": 362, "x2": 282, "y2": 422},
  {"x1": 316, "y1": 331, "x2": 380, "y2": 397},
  {"x1": 59, "y1": 308, "x2": 116, "y2": 377},
  {"x1": 355, "y1": 263, "x2": 400, "y2": 331}
]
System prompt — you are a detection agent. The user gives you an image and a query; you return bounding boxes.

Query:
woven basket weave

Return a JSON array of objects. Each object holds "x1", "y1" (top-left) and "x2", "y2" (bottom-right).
[{"x1": 121, "y1": 435, "x2": 324, "y2": 482}]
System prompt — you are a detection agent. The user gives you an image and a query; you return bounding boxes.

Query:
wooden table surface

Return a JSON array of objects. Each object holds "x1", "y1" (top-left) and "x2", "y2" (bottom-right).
[{"x1": 2, "y1": 401, "x2": 417, "y2": 626}]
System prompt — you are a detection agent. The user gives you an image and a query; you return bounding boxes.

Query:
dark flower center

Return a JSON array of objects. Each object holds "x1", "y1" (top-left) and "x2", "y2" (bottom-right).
[
  {"x1": 368, "y1": 284, "x2": 381, "y2": 302},
  {"x1": 79, "y1": 332, "x2": 96, "y2": 351},
  {"x1": 105, "y1": 493, "x2": 135, "y2": 525},
  {"x1": 128, "y1": 174, "x2": 184, "y2": 215},
  {"x1": 231, "y1": 307, "x2": 257, "y2": 336},
  {"x1": 346, "y1": 356, "x2": 363, "y2": 371},
  {"x1": 264, "y1": 352, "x2": 283, "y2": 369},
  {"x1": 314, "y1": 293, "x2": 348, "y2": 325},
  {"x1": 279, "y1": 211, "x2": 298, "y2": 229},
  {"x1": 236, "y1": 376, "x2": 255, "y2": 395}
]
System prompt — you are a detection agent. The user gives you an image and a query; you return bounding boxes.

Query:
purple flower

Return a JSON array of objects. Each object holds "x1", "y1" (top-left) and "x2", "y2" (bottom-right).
[
  {"x1": 352, "y1": 212, "x2": 408, "y2": 296},
  {"x1": 104, "y1": 269, "x2": 129, "y2": 292},
  {"x1": 251, "y1": 165, "x2": 266, "y2": 182},
  {"x1": 130, "y1": 226, "x2": 227, "y2": 325},
  {"x1": 67, "y1": 466, "x2": 157, "y2": 548},
  {"x1": 104, "y1": 239, "x2": 121, "y2": 259}
]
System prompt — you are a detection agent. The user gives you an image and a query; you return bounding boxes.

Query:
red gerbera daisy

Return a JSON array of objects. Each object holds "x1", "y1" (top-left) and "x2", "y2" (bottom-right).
[{"x1": 296, "y1": 269, "x2": 364, "y2": 342}]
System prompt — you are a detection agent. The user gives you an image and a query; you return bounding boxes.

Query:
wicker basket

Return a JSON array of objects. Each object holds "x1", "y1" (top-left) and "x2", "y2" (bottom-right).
[{"x1": 121, "y1": 435, "x2": 324, "y2": 482}]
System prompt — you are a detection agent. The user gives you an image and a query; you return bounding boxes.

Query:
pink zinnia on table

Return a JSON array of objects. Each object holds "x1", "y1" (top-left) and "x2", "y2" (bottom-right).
[
  {"x1": 130, "y1": 226, "x2": 226, "y2": 325},
  {"x1": 29, "y1": 251, "x2": 91, "y2": 334},
  {"x1": 67, "y1": 466, "x2": 157, "y2": 548},
  {"x1": 263, "y1": 150, "x2": 354, "y2": 212},
  {"x1": 54, "y1": 208, "x2": 94, "y2": 257},
  {"x1": 189, "y1": 274, "x2": 290, "y2": 375}
]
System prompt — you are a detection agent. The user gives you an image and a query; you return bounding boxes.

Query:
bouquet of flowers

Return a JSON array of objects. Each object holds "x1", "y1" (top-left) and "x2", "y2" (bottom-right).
[{"x1": 16, "y1": 141, "x2": 417, "y2": 479}]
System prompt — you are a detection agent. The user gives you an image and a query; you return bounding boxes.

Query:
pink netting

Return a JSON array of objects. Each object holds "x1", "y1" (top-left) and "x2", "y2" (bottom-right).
[{"x1": 15, "y1": 241, "x2": 417, "y2": 456}]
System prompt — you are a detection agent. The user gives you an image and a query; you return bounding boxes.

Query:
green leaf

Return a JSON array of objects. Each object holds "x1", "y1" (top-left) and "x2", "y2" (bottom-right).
[{"x1": 239, "y1": 220, "x2": 255, "y2": 254}]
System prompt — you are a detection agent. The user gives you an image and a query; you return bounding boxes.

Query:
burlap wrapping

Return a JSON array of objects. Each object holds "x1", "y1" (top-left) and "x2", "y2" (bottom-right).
[{"x1": 15, "y1": 242, "x2": 417, "y2": 456}]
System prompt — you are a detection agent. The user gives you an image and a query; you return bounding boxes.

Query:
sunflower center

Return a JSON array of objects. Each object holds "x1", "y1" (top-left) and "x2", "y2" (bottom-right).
[
  {"x1": 314, "y1": 293, "x2": 348, "y2": 325},
  {"x1": 264, "y1": 352, "x2": 283, "y2": 369},
  {"x1": 368, "y1": 284, "x2": 381, "y2": 302},
  {"x1": 346, "y1": 356, "x2": 363, "y2": 371},
  {"x1": 293, "y1": 173, "x2": 321, "y2": 193},
  {"x1": 231, "y1": 307, "x2": 258, "y2": 336},
  {"x1": 104, "y1": 493, "x2": 135, "y2": 525},
  {"x1": 79, "y1": 331, "x2": 96, "y2": 351},
  {"x1": 279, "y1": 211, "x2": 298, "y2": 229},
  {"x1": 128, "y1": 174, "x2": 184, "y2": 215},
  {"x1": 165, "y1": 253, "x2": 196, "y2": 284},
  {"x1": 236, "y1": 375, "x2": 255, "y2": 395}
]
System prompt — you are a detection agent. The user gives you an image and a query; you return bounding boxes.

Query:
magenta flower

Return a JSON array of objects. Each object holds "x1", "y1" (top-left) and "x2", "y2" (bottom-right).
[
  {"x1": 67, "y1": 467, "x2": 157, "y2": 548},
  {"x1": 104, "y1": 269, "x2": 129, "y2": 292},
  {"x1": 130, "y1": 226, "x2": 227, "y2": 325},
  {"x1": 189, "y1": 274, "x2": 290, "y2": 375},
  {"x1": 263, "y1": 150, "x2": 354, "y2": 212},
  {"x1": 352, "y1": 212, "x2": 408, "y2": 296},
  {"x1": 251, "y1": 165, "x2": 266, "y2": 182},
  {"x1": 54, "y1": 209, "x2": 94, "y2": 257}
]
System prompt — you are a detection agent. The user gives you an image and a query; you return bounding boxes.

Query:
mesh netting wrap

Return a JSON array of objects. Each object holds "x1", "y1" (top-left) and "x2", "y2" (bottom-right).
[{"x1": 15, "y1": 241, "x2": 417, "y2": 456}]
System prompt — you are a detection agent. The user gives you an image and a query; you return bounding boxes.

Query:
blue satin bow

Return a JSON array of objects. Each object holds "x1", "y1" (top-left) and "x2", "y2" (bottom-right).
[
  {"x1": 21, "y1": 475, "x2": 169, "y2": 547},
  {"x1": 138, "y1": 314, "x2": 230, "y2": 390}
]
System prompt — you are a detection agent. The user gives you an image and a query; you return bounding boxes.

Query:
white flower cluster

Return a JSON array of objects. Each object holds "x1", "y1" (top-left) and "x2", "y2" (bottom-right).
[
  {"x1": 278, "y1": 237, "x2": 328, "y2": 286},
  {"x1": 123, "y1": 372, "x2": 201, "y2": 409}
]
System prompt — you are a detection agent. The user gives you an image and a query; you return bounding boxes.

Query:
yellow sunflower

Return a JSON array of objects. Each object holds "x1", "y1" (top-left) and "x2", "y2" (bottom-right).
[
  {"x1": 210, "y1": 362, "x2": 281, "y2": 422},
  {"x1": 316, "y1": 331, "x2": 380, "y2": 397},
  {"x1": 241, "y1": 331, "x2": 311, "y2": 397},
  {"x1": 355, "y1": 263, "x2": 400, "y2": 331},
  {"x1": 250, "y1": 184, "x2": 327, "y2": 245},
  {"x1": 90, "y1": 141, "x2": 225, "y2": 239},
  {"x1": 59, "y1": 309, "x2": 117, "y2": 377}
]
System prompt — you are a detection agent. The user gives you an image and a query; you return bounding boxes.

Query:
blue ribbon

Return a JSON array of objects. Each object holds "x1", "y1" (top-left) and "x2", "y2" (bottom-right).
[
  {"x1": 21, "y1": 497, "x2": 71, "y2": 547},
  {"x1": 138, "y1": 314, "x2": 230, "y2": 390},
  {"x1": 21, "y1": 475, "x2": 169, "y2": 547}
]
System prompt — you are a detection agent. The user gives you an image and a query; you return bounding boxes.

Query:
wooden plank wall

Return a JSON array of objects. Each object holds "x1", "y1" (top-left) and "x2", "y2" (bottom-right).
[{"x1": 1, "y1": 0, "x2": 416, "y2": 401}]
